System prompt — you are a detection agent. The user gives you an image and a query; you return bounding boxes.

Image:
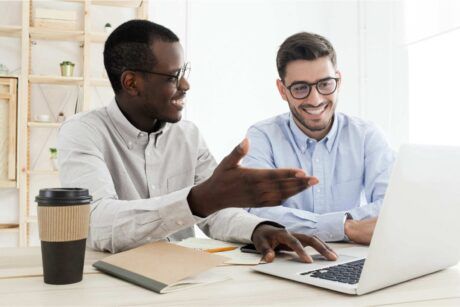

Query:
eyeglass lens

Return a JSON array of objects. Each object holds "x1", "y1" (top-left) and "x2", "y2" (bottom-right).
[{"x1": 290, "y1": 78, "x2": 337, "y2": 99}]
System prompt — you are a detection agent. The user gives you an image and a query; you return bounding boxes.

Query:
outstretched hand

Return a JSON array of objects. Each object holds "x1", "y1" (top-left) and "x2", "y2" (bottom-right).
[{"x1": 188, "y1": 138, "x2": 319, "y2": 217}]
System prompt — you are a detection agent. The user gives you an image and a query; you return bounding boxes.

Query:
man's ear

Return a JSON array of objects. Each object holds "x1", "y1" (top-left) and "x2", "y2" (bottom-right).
[
  {"x1": 120, "y1": 71, "x2": 140, "y2": 96},
  {"x1": 336, "y1": 70, "x2": 342, "y2": 91},
  {"x1": 276, "y1": 79, "x2": 288, "y2": 102}
]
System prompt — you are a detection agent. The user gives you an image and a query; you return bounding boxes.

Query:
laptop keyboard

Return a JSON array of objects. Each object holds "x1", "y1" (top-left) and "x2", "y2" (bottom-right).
[{"x1": 302, "y1": 259, "x2": 365, "y2": 285}]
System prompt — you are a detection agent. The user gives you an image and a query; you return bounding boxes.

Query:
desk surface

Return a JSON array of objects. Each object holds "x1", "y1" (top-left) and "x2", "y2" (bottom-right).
[{"x1": 1, "y1": 243, "x2": 460, "y2": 306}]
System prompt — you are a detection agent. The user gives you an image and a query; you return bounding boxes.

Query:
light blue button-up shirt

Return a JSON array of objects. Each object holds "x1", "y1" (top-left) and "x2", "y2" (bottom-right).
[{"x1": 242, "y1": 112, "x2": 396, "y2": 242}]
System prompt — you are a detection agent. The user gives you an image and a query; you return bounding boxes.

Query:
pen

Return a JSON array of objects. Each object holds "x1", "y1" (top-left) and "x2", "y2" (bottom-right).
[{"x1": 204, "y1": 246, "x2": 238, "y2": 253}]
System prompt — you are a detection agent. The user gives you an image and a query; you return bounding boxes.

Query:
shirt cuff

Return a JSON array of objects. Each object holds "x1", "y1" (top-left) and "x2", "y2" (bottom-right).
[
  {"x1": 236, "y1": 214, "x2": 273, "y2": 243},
  {"x1": 158, "y1": 187, "x2": 197, "y2": 233},
  {"x1": 315, "y1": 211, "x2": 349, "y2": 242}
]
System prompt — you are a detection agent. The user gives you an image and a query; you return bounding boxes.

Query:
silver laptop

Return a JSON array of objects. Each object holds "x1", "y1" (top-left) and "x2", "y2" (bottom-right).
[{"x1": 253, "y1": 144, "x2": 460, "y2": 295}]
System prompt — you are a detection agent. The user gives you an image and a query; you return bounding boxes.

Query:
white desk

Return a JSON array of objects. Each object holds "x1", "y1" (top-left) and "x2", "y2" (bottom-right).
[{"x1": 1, "y1": 244, "x2": 460, "y2": 306}]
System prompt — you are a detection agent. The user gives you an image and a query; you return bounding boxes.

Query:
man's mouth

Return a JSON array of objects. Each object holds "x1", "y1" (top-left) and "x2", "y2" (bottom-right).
[
  {"x1": 171, "y1": 95, "x2": 186, "y2": 109},
  {"x1": 301, "y1": 103, "x2": 328, "y2": 115}
]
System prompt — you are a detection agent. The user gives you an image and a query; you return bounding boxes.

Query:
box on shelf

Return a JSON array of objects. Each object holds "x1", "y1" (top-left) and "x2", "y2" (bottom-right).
[{"x1": 33, "y1": 8, "x2": 78, "y2": 30}]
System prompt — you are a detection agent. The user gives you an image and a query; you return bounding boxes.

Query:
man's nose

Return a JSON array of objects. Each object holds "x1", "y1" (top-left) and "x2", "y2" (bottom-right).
[
  {"x1": 305, "y1": 86, "x2": 323, "y2": 106},
  {"x1": 178, "y1": 76, "x2": 190, "y2": 92}
]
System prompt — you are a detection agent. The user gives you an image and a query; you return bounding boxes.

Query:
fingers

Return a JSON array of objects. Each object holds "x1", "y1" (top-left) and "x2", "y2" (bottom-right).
[
  {"x1": 249, "y1": 167, "x2": 308, "y2": 180},
  {"x1": 295, "y1": 234, "x2": 338, "y2": 261},
  {"x1": 219, "y1": 138, "x2": 249, "y2": 170},
  {"x1": 254, "y1": 237, "x2": 277, "y2": 263},
  {"x1": 253, "y1": 177, "x2": 319, "y2": 207},
  {"x1": 277, "y1": 232, "x2": 313, "y2": 263}
]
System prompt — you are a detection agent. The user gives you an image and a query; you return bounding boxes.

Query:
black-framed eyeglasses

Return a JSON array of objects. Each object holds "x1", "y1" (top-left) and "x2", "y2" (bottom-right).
[
  {"x1": 125, "y1": 62, "x2": 191, "y2": 87},
  {"x1": 284, "y1": 77, "x2": 339, "y2": 99}
]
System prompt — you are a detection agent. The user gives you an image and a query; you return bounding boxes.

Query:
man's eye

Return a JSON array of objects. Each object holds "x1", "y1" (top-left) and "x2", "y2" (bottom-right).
[{"x1": 167, "y1": 77, "x2": 177, "y2": 83}]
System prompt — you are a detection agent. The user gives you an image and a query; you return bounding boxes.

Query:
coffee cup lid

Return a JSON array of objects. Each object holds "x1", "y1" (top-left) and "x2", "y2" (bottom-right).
[{"x1": 35, "y1": 188, "x2": 92, "y2": 206}]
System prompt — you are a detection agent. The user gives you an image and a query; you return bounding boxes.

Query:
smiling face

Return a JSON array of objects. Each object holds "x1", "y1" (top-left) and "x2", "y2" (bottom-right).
[
  {"x1": 139, "y1": 40, "x2": 189, "y2": 123},
  {"x1": 118, "y1": 40, "x2": 190, "y2": 132},
  {"x1": 276, "y1": 56, "x2": 341, "y2": 140}
]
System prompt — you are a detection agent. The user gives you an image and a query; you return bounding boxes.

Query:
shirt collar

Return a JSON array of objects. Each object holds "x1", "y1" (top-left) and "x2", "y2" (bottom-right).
[
  {"x1": 288, "y1": 112, "x2": 338, "y2": 153},
  {"x1": 107, "y1": 99, "x2": 169, "y2": 149}
]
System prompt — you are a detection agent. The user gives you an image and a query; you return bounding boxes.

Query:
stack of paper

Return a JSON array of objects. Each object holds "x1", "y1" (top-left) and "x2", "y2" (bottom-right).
[{"x1": 176, "y1": 238, "x2": 263, "y2": 265}]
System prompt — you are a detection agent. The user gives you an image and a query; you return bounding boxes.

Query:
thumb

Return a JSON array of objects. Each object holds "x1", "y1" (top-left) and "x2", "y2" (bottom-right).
[{"x1": 220, "y1": 138, "x2": 249, "y2": 170}]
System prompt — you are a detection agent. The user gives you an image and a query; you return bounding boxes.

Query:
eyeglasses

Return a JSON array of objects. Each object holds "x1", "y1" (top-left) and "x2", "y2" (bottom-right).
[
  {"x1": 125, "y1": 62, "x2": 191, "y2": 87},
  {"x1": 284, "y1": 77, "x2": 339, "y2": 99}
]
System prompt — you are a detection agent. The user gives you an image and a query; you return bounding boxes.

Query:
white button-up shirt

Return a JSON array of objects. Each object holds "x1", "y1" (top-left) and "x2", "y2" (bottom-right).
[{"x1": 57, "y1": 99, "x2": 267, "y2": 253}]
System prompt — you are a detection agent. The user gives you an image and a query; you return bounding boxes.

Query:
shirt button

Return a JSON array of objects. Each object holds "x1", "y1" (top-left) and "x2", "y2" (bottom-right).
[
  {"x1": 146, "y1": 236, "x2": 151, "y2": 241},
  {"x1": 316, "y1": 159, "x2": 320, "y2": 162},
  {"x1": 151, "y1": 185, "x2": 156, "y2": 190},
  {"x1": 176, "y1": 220, "x2": 184, "y2": 226},
  {"x1": 317, "y1": 188, "x2": 321, "y2": 192},
  {"x1": 146, "y1": 152, "x2": 150, "y2": 156}
]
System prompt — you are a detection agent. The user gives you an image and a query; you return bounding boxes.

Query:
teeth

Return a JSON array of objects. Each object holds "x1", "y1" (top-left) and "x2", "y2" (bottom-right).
[
  {"x1": 172, "y1": 100, "x2": 184, "y2": 107},
  {"x1": 304, "y1": 105, "x2": 326, "y2": 115}
]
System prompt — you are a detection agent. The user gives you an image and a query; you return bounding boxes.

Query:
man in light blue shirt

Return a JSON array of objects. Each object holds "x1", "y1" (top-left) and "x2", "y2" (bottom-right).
[{"x1": 243, "y1": 32, "x2": 395, "y2": 244}]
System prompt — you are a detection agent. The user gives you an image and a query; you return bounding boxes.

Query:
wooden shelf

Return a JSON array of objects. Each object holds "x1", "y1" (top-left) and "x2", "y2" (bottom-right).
[
  {"x1": 29, "y1": 75, "x2": 83, "y2": 85},
  {"x1": 0, "y1": 93, "x2": 11, "y2": 99},
  {"x1": 90, "y1": 78, "x2": 111, "y2": 87},
  {"x1": 0, "y1": 25, "x2": 21, "y2": 38},
  {"x1": 28, "y1": 169, "x2": 59, "y2": 175},
  {"x1": 0, "y1": 181, "x2": 16, "y2": 188},
  {"x1": 65, "y1": 0, "x2": 143, "y2": 8},
  {"x1": 0, "y1": 224, "x2": 19, "y2": 233},
  {"x1": 30, "y1": 27, "x2": 84, "y2": 41},
  {"x1": 28, "y1": 122, "x2": 61, "y2": 128}
]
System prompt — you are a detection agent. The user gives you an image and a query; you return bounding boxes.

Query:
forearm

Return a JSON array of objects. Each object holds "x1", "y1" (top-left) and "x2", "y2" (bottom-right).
[
  {"x1": 88, "y1": 187, "x2": 198, "y2": 253},
  {"x1": 248, "y1": 206, "x2": 349, "y2": 242}
]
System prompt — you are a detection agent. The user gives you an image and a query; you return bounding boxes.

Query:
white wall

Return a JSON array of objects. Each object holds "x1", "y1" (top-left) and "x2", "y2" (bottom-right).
[{"x1": 169, "y1": 0, "x2": 407, "y2": 161}]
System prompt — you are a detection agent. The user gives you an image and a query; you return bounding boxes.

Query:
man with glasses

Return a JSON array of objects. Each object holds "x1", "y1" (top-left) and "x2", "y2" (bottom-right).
[
  {"x1": 56, "y1": 20, "x2": 338, "y2": 263},
  {"x1": 242, "y1": 32, "x2": 395, "y2": 245}
]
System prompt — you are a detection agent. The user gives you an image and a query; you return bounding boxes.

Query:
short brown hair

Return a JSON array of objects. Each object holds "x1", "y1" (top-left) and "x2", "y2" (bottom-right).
[{"x1": 276, "y1": 32, "x2": 336, "y2": 80}]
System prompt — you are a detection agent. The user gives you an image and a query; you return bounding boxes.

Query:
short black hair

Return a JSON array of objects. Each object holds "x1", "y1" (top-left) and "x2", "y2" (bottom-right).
[
  {"x1": 276, "y1": 32, "x2": 336, "y2": 80},
  {"x1": 104, "y1": 19, "x2": 179, "y2": 93}
]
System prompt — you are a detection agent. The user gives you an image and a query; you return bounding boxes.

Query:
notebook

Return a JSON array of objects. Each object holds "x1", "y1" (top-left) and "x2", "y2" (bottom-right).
[{"x1": 93, "y1": 241, "x2": 229, "y2": 294}]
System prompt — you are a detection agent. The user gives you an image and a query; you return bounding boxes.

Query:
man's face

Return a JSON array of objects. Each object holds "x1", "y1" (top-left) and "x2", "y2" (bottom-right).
[
  {"x1": 276, "y1": 57, "x2": 340, "y2": 139},
  {"x1": 138, "y1": 41, "x2": 189, "y2": 123}
]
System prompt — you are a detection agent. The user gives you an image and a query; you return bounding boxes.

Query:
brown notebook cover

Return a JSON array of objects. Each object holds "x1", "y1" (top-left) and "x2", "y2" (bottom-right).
[{"x1": 93, "y1": 241, "x2": 229, "y2": 293}]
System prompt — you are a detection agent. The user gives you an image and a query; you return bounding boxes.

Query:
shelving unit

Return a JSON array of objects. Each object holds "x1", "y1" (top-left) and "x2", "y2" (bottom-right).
[
  {"x1": 9, "y1": 0, "x2": 149, "y2": 246},
  {"x1": 0, "y1": 25, "x2": 22, "y2": 38}
]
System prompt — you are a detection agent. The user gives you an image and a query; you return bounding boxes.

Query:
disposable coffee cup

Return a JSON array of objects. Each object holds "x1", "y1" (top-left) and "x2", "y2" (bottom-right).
[{"x1": 36, "y1": 188, "x2": 92, "y2": 285}]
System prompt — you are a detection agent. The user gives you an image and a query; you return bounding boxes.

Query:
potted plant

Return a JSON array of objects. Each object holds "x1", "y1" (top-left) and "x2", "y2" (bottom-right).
[
  {"x1": 104, "y1": 23, "x2": 113, "y2": 34},
  {"x1": 56, "y1": 112, "x2": 66, "y2": 123},
  {"x1": 49, "y1": 148, "x2": 59, "y2": 171},
  {"x1": 60, "y1": 61, "x2": 75, "y2": 77}
]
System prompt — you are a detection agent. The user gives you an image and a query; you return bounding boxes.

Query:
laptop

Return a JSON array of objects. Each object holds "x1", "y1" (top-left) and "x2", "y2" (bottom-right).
[{"x1": 253, "y1": 144, "x2": 460, "y2": 295}]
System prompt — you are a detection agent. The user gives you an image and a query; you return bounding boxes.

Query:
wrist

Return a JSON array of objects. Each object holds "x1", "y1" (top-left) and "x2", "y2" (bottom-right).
[
  {"x1": 188, "y1": 183, "x2": 215, "y2": 217},
  {"x1": 344, "y1": 219, "x2": 357, "y2": 237}
]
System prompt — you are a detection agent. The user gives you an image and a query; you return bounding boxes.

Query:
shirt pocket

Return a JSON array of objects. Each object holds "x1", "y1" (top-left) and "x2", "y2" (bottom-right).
[
  {"x1": 167, "y1": 169, "x2": 195, "y2": 193},
  {"x1": 332, "y1": 178, "x2": 363, "y2": 210}
]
